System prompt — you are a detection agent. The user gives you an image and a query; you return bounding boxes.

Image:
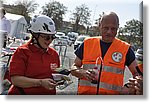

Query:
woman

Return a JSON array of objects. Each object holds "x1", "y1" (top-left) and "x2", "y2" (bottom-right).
[{"x1": 8, "y1": 15, "x2": 60, "y2": 95}]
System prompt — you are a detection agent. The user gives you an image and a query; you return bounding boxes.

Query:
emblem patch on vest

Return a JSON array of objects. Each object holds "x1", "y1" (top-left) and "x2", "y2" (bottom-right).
[{"x1": 112, "y1": 52, "x2": 123, "y2": 62}]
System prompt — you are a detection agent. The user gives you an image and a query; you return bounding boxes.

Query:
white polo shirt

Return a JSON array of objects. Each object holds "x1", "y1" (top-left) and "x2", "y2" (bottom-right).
[{"x1": 0, "y1": 16, "x2": 11, "y2": 34}]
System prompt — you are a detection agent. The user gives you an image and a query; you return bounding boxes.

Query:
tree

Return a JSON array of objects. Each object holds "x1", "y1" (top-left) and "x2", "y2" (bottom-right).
[
  {"x1": 118, "y1": 19, "x2": 143, "y2": 49},
  {"x1": 4, "y1": 0, "x2": 38, "y2": 23},
  {"x1": 0, "y1": 0, "x2": 4, "y2": 6},
  {"x1": 70, "y1": 4, "x2": 91, "y2": 32},
  {"x1": 90, "y1": 12, "x2": 105, "y2": 36},
  {"x1": 42, "y1": 1, "x2": 67, "y2": 30},
  {"x1": 15, "y1": 0, "x2": 38, "y2": 14},
  {"x1": 94, "y1": 12, "x2": 104, "y2": 26},
  {"x1": 16, "y1": 0, "x2": 39, "y2": 22}
]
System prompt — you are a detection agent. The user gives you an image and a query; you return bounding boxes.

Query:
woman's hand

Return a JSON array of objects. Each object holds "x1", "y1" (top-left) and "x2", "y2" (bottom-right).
[{"x1": 41, "y1": 78, "x2": 57, "y2": 90}]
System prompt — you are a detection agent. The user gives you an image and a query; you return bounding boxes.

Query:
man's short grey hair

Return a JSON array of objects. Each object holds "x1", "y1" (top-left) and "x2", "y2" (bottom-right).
[{"x1": 99, "y1": 12, "x2": 119, "y2": 26}]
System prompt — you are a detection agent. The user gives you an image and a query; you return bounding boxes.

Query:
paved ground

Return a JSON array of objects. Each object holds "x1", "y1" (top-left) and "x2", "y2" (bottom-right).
[{"x1": 55, "y1": 44, "x2": 78, "y2": 95}]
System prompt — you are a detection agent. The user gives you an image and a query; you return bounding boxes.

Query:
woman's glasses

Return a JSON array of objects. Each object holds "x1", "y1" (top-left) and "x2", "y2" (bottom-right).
[{"x1": 40, "y1": 35, "x2": 56, "y2": 41}]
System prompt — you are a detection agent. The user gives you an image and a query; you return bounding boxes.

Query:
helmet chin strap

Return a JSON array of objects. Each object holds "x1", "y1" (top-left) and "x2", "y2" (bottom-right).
[{"x1": 31, "y1": 33, "x2": 47, "y2": 51}]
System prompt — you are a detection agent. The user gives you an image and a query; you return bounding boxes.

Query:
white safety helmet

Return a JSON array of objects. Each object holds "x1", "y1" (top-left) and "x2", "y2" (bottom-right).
[{"x1": 29, "y1": 15, "x2": 56, "y2": 35}]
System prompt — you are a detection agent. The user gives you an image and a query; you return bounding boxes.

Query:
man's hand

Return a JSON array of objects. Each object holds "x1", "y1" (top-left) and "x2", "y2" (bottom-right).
[
  {"x1": 134, "y1": 76, "x2": 143, "y2": 95},
  {"x1": 127, "y1": 76, "x2": 143, "y2": 95},
  {"x1": 83, "y1": 69, "x2": 97, "y2": 82}
]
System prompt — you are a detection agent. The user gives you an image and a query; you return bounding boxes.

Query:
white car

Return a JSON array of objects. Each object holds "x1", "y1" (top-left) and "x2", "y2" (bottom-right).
[
  {"x1": 55, "y1": 32, "x2": 65, "y2": 38},
  {"x1": 67, "y1": 32, "x2": 79, "y2": 43},
  {"x1": 74, "y1": 35, "x2": 89, "y2": 50},
  {"x1": 57, "y1": 36, "x2": 72, "y2": 46},
  {"x1": 135, "y1": 48, "x2": 143, "y2": 61}
]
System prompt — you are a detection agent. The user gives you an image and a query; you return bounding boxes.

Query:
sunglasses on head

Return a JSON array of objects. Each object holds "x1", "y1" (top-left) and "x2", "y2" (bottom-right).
[{"x1": 40, "y1": 34, "x2": 56, "y2": 41}]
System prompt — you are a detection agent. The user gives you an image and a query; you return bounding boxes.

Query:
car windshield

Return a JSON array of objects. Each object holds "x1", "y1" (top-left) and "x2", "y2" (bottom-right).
[
  {"x1": 77, "y1": 36, "x2": 86, "y2": 41},
  {"x1": 68, "y1": 34, "x2": 73, "y2": 37},
  {"x1": 137, "y1": 50, "x2": 143, "y2": 54},
  {"x1": 56, "y1": 32, "x2": 65, "y2": 36},
  {"x1": 60, "y1": 36, "x2": 67, "y2": 39},
  {"x1": 57, "y1": 33, "x2": 63, "y2": 36},
  {"x1": 137, "y1": 49, "x2": 143, "y2": 54}
]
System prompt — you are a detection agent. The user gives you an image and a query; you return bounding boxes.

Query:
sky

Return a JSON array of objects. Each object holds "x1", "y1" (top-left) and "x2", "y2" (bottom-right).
[{"x1": 3, "y1": 0, "x2": 142, "y2": 27}]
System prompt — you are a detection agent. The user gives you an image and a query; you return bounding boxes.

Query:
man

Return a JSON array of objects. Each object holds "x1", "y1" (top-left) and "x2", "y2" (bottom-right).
[
  {"x1": 71, "y1": 12, "x2": 143, "y2": 95},
  {"x1": 0, "y1": 7, "x2": 11, "y2": 48}
]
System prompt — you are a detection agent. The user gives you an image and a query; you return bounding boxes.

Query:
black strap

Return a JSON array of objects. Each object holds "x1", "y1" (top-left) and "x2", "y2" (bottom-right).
[
  {"x1": 96, "y1": 63, "x2": 103, "y2": 95},
  {"x1": 16, "y1": 86, "x2": 26, "y2": 95},
  {"x1": 30, "y1": 31, "x2": 47, "y2": 50}
]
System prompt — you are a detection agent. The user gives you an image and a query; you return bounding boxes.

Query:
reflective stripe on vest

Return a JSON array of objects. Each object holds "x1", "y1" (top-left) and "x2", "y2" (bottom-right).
[
  {"x1": 103, "y1": 66, "x2": 124, "y2": 75},
  {"x1": 79, "y1": 79, "x2": 122, "y2": 92},
  {"x1": 78, "y1": 63, "x2": 124, "y2": 93},
  {"x1": 83, "y1": 64, "x2": 124, "y2": 75}
]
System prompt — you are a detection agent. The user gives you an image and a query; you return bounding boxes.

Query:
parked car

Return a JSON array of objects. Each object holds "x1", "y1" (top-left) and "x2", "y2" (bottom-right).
[
  {"x1": 67, "y1": 32, "x2": 79, "y2": 43},
  {"x1": 2, "y1": 39, "x2": 26, "y2": 55},
  {"x1": 6, "y1": 40, "x2": 23, "y2": 51},
  {"x1": 57, "y1": 36, "x2": 72, "y2": 46},
  {"x1": 135, "y1": 48, "x2": 143, "y2": 61},
  {"x1": 74, "y1": 35, "x2": 89, "y2": 50},
  {"x1": 55, "y1": 32, "x2": 65, "y2": 38},
  {"x1": 6, "y1": 41, "x2": 21, "y2": 51}
]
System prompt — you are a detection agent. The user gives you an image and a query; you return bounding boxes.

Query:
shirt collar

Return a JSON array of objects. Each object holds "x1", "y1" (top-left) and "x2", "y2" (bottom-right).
[{"x1": 28, "y1": 43, "x2": 51, "y2": 54}]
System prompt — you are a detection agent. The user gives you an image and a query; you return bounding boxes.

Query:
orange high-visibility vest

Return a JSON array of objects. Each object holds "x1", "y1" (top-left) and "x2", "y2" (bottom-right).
[{"x1": 78, "y1": 37, "x2": 130, "y2": 95}]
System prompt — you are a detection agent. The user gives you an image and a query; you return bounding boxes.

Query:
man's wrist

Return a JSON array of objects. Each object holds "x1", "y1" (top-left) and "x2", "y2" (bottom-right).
[{"x1": 71, "y1": 66, "x2": 79, "y2": 71}]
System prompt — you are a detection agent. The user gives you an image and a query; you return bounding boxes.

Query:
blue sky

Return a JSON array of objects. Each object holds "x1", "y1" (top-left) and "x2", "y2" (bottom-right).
[{"x1": 4, "y1": 0, "x2": 142, "y2": 27}]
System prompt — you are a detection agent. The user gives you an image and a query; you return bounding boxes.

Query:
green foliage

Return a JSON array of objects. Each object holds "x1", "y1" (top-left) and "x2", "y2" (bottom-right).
[
  {"x1": 4, "y1": 0, "x2": 38, "y2": 23},
  {"x1": 118, "y1": 19, "x2": 143, "y2": 49},
  {"x1": 70, "y1": 4, "x2": 91, "y2": 32},
  {"x1": 42, "y1": 1, "x2": 67, "y2": 30}
]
